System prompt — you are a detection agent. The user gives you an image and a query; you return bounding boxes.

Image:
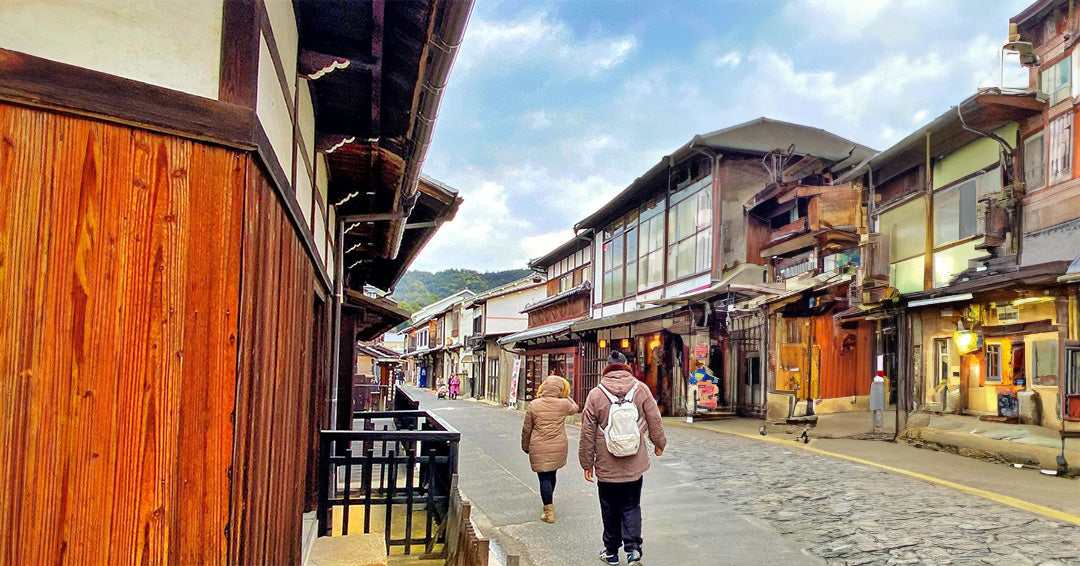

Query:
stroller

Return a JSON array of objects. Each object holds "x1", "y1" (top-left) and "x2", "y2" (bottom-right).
[{"x1": 437, "y1": 380, "x2": 449, "y2": 399}]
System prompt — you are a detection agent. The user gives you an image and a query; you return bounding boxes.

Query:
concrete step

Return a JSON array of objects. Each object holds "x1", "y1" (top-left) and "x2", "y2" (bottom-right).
[{"x1": 309, "y1": 533, "x2": 387, "y2": 566}]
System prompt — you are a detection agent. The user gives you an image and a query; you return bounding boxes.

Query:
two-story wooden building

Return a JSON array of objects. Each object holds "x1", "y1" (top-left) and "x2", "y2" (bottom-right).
[
  {"x1": 569, "y1": 118, "x2": 873, "y2": 416},
  {"x1": 0, "y1": 1, "x2": 472, "y2": 563}
]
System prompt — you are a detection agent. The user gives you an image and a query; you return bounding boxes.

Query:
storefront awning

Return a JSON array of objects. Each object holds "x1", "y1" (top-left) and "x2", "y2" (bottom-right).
[
  {"x1": 1060, "y1": 252, "x2": 1080, "y2": 283},
  {"x1": 570, "y1": 304, "x2": 680, "y2": 333},
  {"x1": 907, "y1": 293, "x2": 973, "y2": 308},
  {"x1": 497, "y1": 317, "x2": 586, "y2": 346}
]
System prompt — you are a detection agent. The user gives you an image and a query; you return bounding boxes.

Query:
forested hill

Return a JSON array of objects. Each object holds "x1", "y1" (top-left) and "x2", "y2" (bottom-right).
[{"x1": 391, "y1": 268, "x2": 532, "y2": 313}]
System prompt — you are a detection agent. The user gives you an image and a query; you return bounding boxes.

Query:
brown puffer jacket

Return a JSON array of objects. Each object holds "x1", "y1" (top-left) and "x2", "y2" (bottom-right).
[
  {"x1": 578, "y1": 363, "x2": 666, "y2": 483},
  {"x1": 521, "y1": 375, "x2": 580, "y2": 472}
]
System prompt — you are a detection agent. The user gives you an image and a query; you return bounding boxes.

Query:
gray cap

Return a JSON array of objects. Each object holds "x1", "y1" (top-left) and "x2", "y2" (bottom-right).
[{"x1": 607, "y1": 350, "x2": 628, "y2": 364}]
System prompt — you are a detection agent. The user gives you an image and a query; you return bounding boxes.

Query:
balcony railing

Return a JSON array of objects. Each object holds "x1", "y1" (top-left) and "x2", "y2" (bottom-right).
[{"x1": 317, "y1": 387, "x2": 459, "y2": 556}]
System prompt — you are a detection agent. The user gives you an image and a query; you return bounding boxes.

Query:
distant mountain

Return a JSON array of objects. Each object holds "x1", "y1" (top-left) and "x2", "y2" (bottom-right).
[{"x1": 391, "y1": 268, "x2": 533, "y2": 313}]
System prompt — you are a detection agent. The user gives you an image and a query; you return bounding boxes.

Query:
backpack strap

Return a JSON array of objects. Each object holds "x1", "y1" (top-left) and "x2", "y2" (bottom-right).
[{"x1": 597, "y1": 384, "x2": 619, "y2": 404}]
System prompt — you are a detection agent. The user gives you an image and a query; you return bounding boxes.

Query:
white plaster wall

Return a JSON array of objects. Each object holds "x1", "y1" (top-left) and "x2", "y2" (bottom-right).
[
  {"x1": 257, "y1": 33, "x2": 293, "y2": 190},
  {"x1": 263, "y1": 0, "x2": 298, "y2": 100},
  {"x1": 0, "y1": 0, "x2": 222, "y2": 99},
  {"x1": 326, "y1": 207, "x2": 336, "y2": 275},
  {"x1": 298, "y1": 80, "x2": 316, "y2": 179},
  {"x1": 313, "y1": 198, "x2": 326, "y2": 259},
  {"x1": 486, "y1": 286, "x2": 545, "y2": 335}
]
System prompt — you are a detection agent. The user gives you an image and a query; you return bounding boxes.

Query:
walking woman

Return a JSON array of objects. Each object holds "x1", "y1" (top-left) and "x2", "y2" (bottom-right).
[{"x1": 521, "y1": 374, "x2": 579, "y2": 523}]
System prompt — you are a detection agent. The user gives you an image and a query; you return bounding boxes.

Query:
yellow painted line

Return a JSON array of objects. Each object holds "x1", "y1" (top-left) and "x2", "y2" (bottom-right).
[{"x1": 668, "y1": 421, "x2": 1080, "y2": 527}]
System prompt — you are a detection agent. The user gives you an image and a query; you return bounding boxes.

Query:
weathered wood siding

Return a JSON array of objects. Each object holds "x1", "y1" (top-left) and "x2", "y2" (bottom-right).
[
  {"x1": 0, "y1": 103, "x2": 244, "y2": 565},
  {"x1": 227, "y1": 159, "x2": 317, "y2": 566},
  {"x1": 1, "y1": 102, "x2": 324, "y2": 565},
  {"x1": 814, "y1": 316, "x2": 873, "y2": 400}
]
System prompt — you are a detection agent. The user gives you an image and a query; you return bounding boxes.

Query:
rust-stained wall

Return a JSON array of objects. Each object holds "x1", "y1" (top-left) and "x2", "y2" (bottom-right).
[{"x1": 0, "y1": 102, "x2": 321, "y2": 565}]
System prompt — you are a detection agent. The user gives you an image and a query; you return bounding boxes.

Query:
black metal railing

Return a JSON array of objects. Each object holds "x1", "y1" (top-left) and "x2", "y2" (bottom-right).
[{"x1": 317, "y1": 388, "x2": 459, "y2": 555}]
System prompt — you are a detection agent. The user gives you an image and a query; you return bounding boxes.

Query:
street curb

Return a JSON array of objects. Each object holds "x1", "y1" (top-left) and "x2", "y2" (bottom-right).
[{"x1": 665, "y1": 420, "x2": 1080, "y2": 527}]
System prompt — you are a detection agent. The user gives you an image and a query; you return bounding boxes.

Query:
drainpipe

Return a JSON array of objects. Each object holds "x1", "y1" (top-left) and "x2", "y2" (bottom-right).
[
  {"x1": 392, "y1": 0, "x2": 475, "y2": 260},
  {"x1": 331, "y1": 214, "x2": 346, "y2": 430}
]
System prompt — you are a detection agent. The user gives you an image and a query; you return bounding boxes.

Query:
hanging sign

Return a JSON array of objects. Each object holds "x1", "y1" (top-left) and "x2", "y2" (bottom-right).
[{"x1": 508, "y1": 357, "x2": 522, "y2": 407}]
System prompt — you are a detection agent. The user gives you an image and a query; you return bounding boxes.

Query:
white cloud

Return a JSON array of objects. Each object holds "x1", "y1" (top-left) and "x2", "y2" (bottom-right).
[
  {"x1": 524, "y1": 110, "x2": 553, "y2": 130},
  {"x1": 714, "y1": 52, "x2": 741, "y2": 67},
  {"x1": 455, "y1": 10, "x2": 638, "y2": 79}
]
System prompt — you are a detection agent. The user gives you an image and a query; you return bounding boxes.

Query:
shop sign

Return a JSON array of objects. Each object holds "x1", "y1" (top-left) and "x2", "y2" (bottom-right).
[{"x1": 508, "y1": 357, "x2": 522, "y2": 407}]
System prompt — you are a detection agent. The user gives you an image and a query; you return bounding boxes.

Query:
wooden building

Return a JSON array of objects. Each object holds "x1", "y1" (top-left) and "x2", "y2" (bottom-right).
[
  {"x1": 500, "y1": 237, "x2": 594, "y2": 402},
  {"x1": 0, "y1": 1, "x2": 471, "y2": 564},
  {"x1": 569, "y1": 118, "x2": 873, "y2": 417}
]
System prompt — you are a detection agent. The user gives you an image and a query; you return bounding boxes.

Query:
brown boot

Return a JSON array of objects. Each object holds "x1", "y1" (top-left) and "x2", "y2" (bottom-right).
[{"x1": 540, "y1": 504, "x2": 555, "y2": 523}]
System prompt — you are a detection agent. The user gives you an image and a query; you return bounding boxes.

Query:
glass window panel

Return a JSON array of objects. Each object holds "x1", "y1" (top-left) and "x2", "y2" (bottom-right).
[
  {"x1": 677, "y1": 239, "x2": 695, "y2": 278},
  {"x1": 648, "y1": 250, "x2": 663, "y2": 288},
  {"x1": 1034, "y1": 339, "x2": 1059, "y2": 386},
  {"x1": 612, "y1": 268, "x2": 624, "y2": 299},
  {"x1": 626, "y1": 208, "x2": 638, "y2": 227},
  {"x1": 603, "y1": 241, "x2": 613, "y2": 268},
  {"x1": 935, "y1": 186, "x2": 960, "y2": 246},
  {"x1": 933, "y1": 240, "x2": 977, "y2": 288},
  {"x1": 1025, "y1": 134, "x2": 1046, "y2": 190},
  {"x1": 626, "y1": 228, "x2": 638, "y2": 260},
  {"x1": 650, "y1": 217, "x2": 665, "y2": 252},
  {"x1": 603, "y1": 271, "x2": 613, "y2": 300},
  {"x1": 959, "y1": 181, "x2": 977, "y2": 239},
  {"x1": 668, "y1": 209, "x2": 677, "y2": 242},
  {"x1": 975, "y1": 168, "x2": 1002, "y2": 196},
  {"x1": 611, "y1": 236, "x2": 624, "y2": 267},
  {"x1": 891, "y1": 256, "x2": 925, "y2": 294},
  {"x1": 696, "y1": 189, "x2": 712, "y2": 230},
  {"x1": 696, "y1": 228, "x2": 712, "y2": 273},
  {"x1": 626, "y1": 260, "x2": 637, "y2": 294},
  {"x1": 678, "y1": 198, "x2": 695, "y2": 240}
]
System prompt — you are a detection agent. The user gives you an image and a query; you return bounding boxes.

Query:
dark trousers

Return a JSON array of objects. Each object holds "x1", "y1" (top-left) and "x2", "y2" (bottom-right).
[
  {"x1": 598, "y1": 478, "x2": 643, "y2": 554},
  {"x1": 537, "y1": 471, "x2": 557, "y2": 505}
]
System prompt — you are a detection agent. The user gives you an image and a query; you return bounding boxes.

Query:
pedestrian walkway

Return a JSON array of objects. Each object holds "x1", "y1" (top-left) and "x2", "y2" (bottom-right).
[{"x1": 666, "y1": 414, "x2": 1080, "y2": 524}]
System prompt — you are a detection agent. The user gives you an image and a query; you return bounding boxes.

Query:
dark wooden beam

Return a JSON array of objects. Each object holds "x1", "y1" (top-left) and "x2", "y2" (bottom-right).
[
  {"x1": 298, "y1": 50, "x2": 379, "y2": 79},
  {"x1": 371, "y1": 0, "x2": 385, "y2": 134},
  {"x1": 219, "y1": 0, "x2": 260, "y2": 106},
  {"x1": 0, "y1": 48, "x2": 255, "y2": 149},
  {"x1": 975, "y1": 93, "x2": 1046, "y2": 113}
]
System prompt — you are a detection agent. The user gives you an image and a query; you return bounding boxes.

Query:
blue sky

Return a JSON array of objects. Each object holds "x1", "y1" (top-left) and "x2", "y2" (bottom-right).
[{"x1": 414, "y1": 0, "x2": 1032, "y2": 273}]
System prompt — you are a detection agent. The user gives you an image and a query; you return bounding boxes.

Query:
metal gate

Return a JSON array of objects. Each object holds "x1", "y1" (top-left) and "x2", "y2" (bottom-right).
[{"x1": 728, "y1": 313, "x2": 766, "y2": 417}]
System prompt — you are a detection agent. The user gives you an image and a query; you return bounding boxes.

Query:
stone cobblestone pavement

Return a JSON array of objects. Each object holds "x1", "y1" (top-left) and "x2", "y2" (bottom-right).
[{"x1": 663, "y1": 426, "x2": 1080, "y2": 566}]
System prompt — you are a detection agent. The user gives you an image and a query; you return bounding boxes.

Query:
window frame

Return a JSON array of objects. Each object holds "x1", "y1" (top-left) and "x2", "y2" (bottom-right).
[
  {"x1": 986, "y1": 343, "x2": 1003, "y2": 384},
  {"x1": 666, "y1": 180, "x2": 713, "y2": 283},
  {"x1": 1048, "y1": 111, "x2": 1073, "y2": 184},
  {"x1": 1024, "y1": 132, "x2": 1046, "y2": 191}
]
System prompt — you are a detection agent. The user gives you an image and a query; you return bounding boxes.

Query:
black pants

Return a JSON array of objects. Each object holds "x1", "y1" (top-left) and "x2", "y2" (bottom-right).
[
  {"x1": 537, "y1": 471, "x2": 557, "y2": 505},
  {"x1": 598, "y1": 478, "x2": 643, "y2": 554}
]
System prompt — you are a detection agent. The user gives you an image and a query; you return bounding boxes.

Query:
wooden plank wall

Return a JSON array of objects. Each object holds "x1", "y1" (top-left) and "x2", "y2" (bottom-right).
[
  {"x1": 0, "y1": 102, "x2": 244, "y2": 564},
  {"x1": 815, "y1": 317, "x2": 873, "y2": 399},
  {"x1": 227, "y1": 159, "x2": 317, "y2": 565}
]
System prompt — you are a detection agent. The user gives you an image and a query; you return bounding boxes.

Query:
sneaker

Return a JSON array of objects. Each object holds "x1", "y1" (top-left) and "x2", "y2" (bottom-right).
[
  {"x1": 627, "y1": 549, "x2": 643, "y2": 566},
  {"x1": 599, "y1": 549, "x2": 619, "y2": 564}
]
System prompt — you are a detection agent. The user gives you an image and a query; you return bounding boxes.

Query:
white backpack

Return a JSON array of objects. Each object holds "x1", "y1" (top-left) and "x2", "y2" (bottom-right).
[{"x1": 598, "y1": 384, "x2": 641, "y2": 457}]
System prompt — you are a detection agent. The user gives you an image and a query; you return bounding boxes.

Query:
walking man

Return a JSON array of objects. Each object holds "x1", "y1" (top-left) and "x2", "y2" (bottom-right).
[{"x1": 579, "y1": 351, "x2": 666, "y2": 566}]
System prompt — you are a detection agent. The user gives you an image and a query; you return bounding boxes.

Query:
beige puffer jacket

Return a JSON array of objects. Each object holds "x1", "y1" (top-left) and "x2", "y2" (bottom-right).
[{"x1": 521, "y1": 375, "x2": 580, "y2": 472}]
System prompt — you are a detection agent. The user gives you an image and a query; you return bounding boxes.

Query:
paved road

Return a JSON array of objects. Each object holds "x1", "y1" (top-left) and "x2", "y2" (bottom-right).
[{"x1": 413, "y1": 389, "x2": 1080, "y2": 566}]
